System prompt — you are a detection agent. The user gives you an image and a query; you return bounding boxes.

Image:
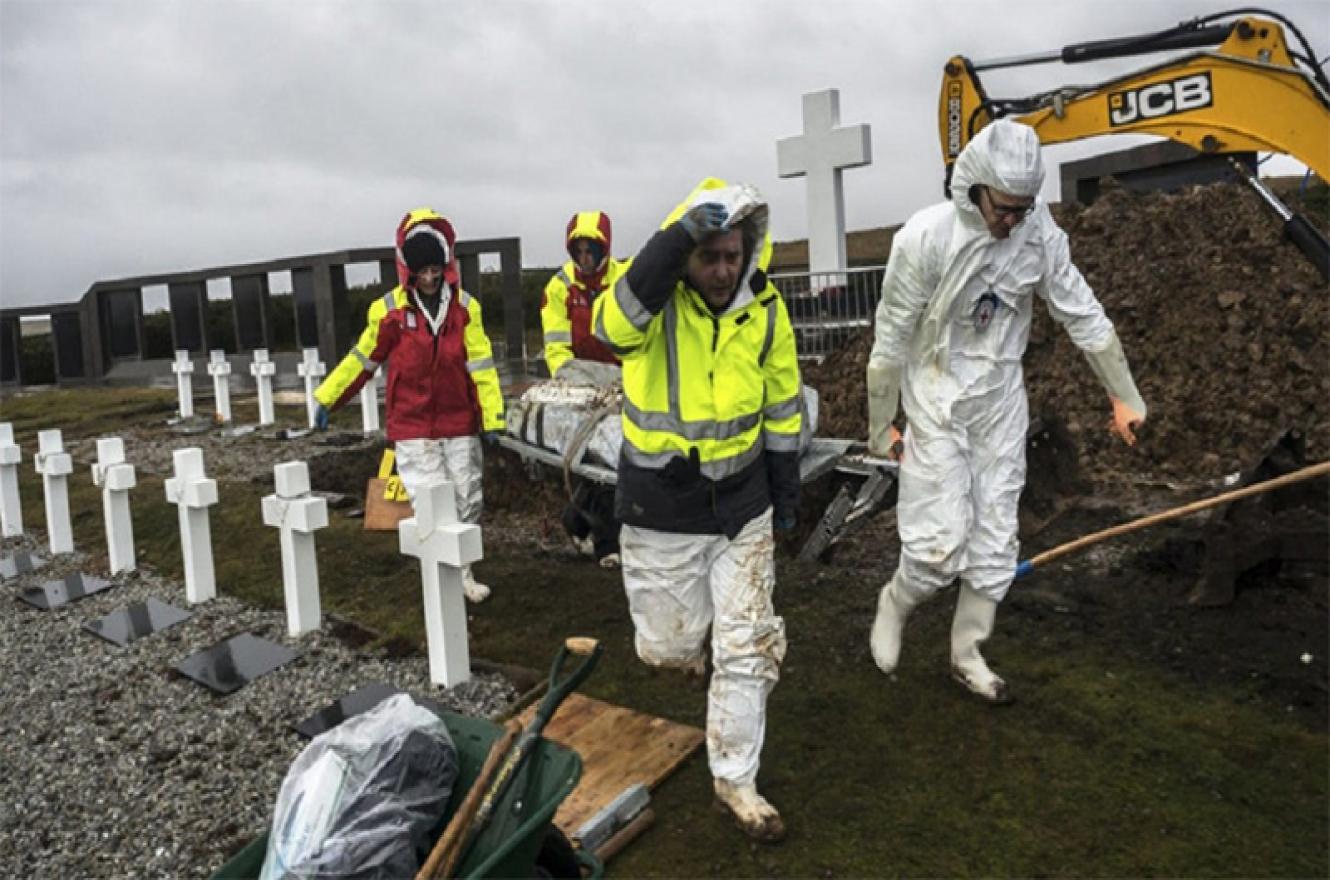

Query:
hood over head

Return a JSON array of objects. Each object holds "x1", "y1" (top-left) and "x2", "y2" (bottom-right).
[
  {"x1": 663, "y1": 177, "x2": 773, "y2": 313},
  {"x1": 949, "y1": 119, "x2": 1045, "y2": 226},
  {"x1": 395, "y1": 208, "x2": 459, "y2": 290},
  {"x1": 566, "y1": 210, "x2": 612, "y2": 282}
]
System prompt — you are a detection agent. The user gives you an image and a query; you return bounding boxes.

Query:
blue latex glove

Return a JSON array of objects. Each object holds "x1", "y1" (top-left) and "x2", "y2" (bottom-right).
[
  {"x1": 774, "y1": 511, "x2": 797, "y2": 532},
  {"x1": 314, "y1": 404, "x2": 330, "y2": 430},
  {"x1": 678, "y1": 202, "x2": 729, "y2": 241},
  {"x1": 481, "y1": 430, "x2": 502, "y2": 447}
]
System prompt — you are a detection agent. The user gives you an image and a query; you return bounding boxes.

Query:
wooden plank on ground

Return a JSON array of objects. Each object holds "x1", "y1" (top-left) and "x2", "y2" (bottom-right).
[{"x1": 516, "y1": 693, "x2": 704, "y2": 836}]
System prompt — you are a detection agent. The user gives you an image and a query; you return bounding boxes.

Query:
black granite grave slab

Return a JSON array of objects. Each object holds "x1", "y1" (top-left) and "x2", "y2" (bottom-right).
[
  {"x1": 18, "y1": 573, "x2": 114, "y2": 610},
  {"x1": 0, "y1": 551, "x2": 47, "y2": 582},
  {"x1": 175, "y1": 632, "x2": 299, "y2": 695},
  {"x1": 292, "y1": 682, "x2": 448, "y2": 739},
  {"x1": 84, "y1": 598, "x2": 193, "y2": 647}
]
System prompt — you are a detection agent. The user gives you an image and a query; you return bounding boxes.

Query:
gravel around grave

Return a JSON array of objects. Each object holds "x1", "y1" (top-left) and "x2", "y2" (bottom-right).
[{"x1": 0, "y1": 533, "x2": 517, "y2": 879}]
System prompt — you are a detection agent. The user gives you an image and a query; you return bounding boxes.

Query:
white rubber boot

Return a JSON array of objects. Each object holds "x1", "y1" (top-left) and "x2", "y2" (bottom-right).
[
  {"x1": 714, "y1": 779, "x2": 786, "y2": 843},
  {"x1": 462, "y1": 566, "x2": 491, "y2": 604},
  {"x1": 870, "y1": 573, "x2": 916, "y2": 674},
  {"x1": 598, "y1": 552, "x2": 621, "y2": 569},
  {"x1": 950, "y1": 584, "x2": 1011, "y2": 704}
]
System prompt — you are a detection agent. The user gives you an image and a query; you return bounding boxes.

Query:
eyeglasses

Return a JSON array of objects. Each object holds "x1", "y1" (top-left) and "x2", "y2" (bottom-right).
[{"x1": 984, "y1": 187, "x2": 1034, "y2": 222}]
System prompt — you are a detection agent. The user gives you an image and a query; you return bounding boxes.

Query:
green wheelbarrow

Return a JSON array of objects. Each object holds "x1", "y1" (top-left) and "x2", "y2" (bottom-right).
[{"x1": 214, "y1": 639, "x2": 604, "y2": 879}]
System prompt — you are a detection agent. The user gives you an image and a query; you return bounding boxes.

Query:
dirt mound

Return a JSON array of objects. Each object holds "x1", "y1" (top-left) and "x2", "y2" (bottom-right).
[{"x1": 806, "y1": 181, "x2": 1329, "y2": 485}]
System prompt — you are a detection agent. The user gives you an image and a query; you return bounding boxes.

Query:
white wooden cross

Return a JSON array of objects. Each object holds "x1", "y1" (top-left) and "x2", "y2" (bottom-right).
[
  {"x1": 250, "y1": 348, "x2": 277, "y2": 426},
  {"x1": 297, "y1": 348, "x2": 326, "y2": 429},
  {"x1": 261, "y1": 461, "x2": 328, "y2": 636},
  {"x1": 91, "y1": 437, "x2": 137, "y2": 575},
  {"x1": 360, "y1": 373, "x2": 381, "y2": 435},
  {"x1": 0, "y1": 423, "x2": 22, "y2": 537},
  {"x1": 172, "y1": 350, "x2": 195, "y2": 419},
  {"x1": 164, "y1": 447, "x2": 219, "y2": 604},
  {"x1": 776, "y1": 88, "x2": 872, "y2": 277},
  {"x1": 34, "y1": 429, "x2": 74, "y2": 555},
  {"x1": 207, "y1": 350, "x2": 232, "y2": 423},
  {"x1": 399, "y1": 480, "x2": 483, "y2": 687}
]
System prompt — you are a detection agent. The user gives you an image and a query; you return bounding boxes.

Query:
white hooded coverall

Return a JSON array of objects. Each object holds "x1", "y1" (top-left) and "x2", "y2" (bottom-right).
[{"x1": 870, "y1": 120, "x2": 1117, "y2": 605}]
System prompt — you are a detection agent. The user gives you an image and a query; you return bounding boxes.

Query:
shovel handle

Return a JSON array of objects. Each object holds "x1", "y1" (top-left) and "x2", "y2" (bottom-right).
[{"x1": 538, "y1": 637, "x2": 603, "y2": 728}]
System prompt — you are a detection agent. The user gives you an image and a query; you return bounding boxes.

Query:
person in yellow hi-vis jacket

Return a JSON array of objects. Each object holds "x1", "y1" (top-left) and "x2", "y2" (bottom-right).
[
  {"x1": 592, "y1": 178, "x2": 801, "y2": 843},
  {"x1": 314, "y1": 208, "x2": 504, "y2": 603},
  {"x1": 541, "y1": 210, "x2": 631, "y2": 567}
]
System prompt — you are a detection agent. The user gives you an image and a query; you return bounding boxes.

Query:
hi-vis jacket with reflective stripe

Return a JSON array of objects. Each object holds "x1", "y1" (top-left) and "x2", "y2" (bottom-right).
[
  {"x1": 592, "y1": 179, "x2": 802, "y2": 537},
  {"x1": 314, "y1": 210, "x2": 504, "y2": 442},
  {"x1": 541, "y1": 211, "x2": 631, "y2": 376}
]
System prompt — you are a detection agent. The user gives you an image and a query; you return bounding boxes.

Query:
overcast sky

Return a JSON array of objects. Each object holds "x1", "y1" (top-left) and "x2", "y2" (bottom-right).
[{"x1": 2, "y1": 0, "x2": 1326, "y2": 310}]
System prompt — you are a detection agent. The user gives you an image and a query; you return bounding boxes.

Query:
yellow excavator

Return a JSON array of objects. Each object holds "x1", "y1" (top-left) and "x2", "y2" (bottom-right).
[{"x1": 938, "y1": 8, "x2": 1330, "y2": 278}]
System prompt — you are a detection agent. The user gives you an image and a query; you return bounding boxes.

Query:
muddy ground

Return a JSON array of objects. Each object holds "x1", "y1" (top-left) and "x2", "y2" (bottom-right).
[{"x1": 1, "y1": 181, "x2": 1327, "y2": 878}]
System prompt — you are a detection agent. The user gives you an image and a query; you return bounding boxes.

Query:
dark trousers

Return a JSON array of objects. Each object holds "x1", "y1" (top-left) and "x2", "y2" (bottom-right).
[{"x1": 561, "y1": 480, "x2": 621, "y2": 560}]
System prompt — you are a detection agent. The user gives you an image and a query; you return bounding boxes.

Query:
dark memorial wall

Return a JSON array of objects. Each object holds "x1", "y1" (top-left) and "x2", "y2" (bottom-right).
[
  {"x1": 51, "y1": 313, "x2": 85, "y2": 379},
  {"x1": 168, "y1": 282, "x2": 206, "y2": 352},
  {"x1": 290, "y1": 268, "x2": 320, "y2": 350},
  {"x1": 0, "y1": 317, "x2": 18, "y2": 383},
  {"x1": 102, "y1": 289, "x2": 141, "y2": 359},
  {"x1": 231, "y1": 274, "x2": 269, "y2": 351}
]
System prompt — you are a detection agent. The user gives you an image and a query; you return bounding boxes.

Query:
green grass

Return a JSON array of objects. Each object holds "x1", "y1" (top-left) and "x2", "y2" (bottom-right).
[{"x1": 2, "y1": 388, "x2": 1325, "y2": 877}]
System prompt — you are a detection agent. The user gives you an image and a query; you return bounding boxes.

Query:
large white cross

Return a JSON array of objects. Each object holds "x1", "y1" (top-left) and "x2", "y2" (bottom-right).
[
  {"x1": 165, "y1": 447, "x2": 219, "y2": 604},
  {"x1": 34, "y1": 429, "x2": 74, "y2": 555},
  {"x1": 297, "y1": 348, "x2": 326, "y2": 429},
  {"x1": 261, "y1": 461, "x2": 328, "y2": 636},
  {"x1": 207, "y1": 350, "x2": 232, "y2": 423},
  {"x1": 0, "y1": 423, "x2": 22, "y2": 537},
  {"x1": 249, "y1": 349, "x2": 277, "y2": 426},
  {"x1": 91, "y1": 437, "x2": 137, "y2": 575},
  {"x1": 399, "y1": 480, "x2": 483, "y2": 687},
  {"x1": 171, "y1": 350, "x2": 195, "y2": 419},
  {"x1": 776, "y1": 88, "x2": 872, "y2": 276}
]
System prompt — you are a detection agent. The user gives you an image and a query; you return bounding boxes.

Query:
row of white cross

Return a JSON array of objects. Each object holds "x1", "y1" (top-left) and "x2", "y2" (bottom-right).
[
  {"x1": 171, "y1": 347, "x2": 380, "y2": 434},
  {"x1": 0, "y1": 422, "x2": 479, "y2": 687}
]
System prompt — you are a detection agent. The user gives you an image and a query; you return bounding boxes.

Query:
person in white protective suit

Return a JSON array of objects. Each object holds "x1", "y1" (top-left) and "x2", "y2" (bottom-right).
[
  {"x1": 866, "y1": 119, "x2": 1148, "y2": 702},
  {"x1": 591, "y1": 178, "x2": 803, "y2": 842}
]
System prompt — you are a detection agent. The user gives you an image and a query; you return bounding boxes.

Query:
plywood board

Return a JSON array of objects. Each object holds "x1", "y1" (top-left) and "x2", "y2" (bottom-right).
[{"x1": 516, "y1": 693, "x2": 704, "y2": 835}]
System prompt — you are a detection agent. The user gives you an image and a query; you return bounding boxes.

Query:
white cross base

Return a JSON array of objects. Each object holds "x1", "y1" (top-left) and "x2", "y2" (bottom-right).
[
  {"x1": 165, "y1": 447, "x2": 219, "y2": 604},
  {"x1": 360, "y1": 373, "x2": 381, "y2": 434},
  {"x1": 261, "y1": 461, "x2": 329, "y2": 636},
  {"x1": 398, "y1": 480, "x2": 483, "y2": 687},
  {"x1": 92, "y1": 437, "x2": 137, "y2": 575},
  {"x1": 207, "y1": 350, "x2": 233, "y2": 423},
  {"x1": 0, "y1": 422, "x2": 23, "y2": 537},
  {"x1": 34, "y1": 429, "x2": 74, "y2": 555},
  {"x1": 776, "y1": 88, "x2": 872, "y2": 280},
  {"x1": 250, "y1": 349, "x2": 277, "y2": 426},
  {"x1": 172, "y1": 350, "x2": 195, "y2": 419},
  {"x1": 297, "y1": 348, "x2": 326, "y2": 429}
]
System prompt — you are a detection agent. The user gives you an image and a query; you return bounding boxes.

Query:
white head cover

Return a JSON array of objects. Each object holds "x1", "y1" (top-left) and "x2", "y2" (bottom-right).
[{"x1": 950, "y1": 118, "x2": 1046, "y2": 223}]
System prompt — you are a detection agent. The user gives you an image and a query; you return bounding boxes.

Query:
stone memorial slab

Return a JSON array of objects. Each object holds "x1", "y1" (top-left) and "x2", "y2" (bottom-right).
[
  {"x1": 175, "y1": 632, "x2": 299, "y2": 695},
  {"x1": 84, "y1": 598, "x2": 192, "y2": 646},
  {"x1": 292, "y1": 682, "x2": 447, "y2": 739},
  {"x1": 0, "y1": 551, "x2": 46, "y2": 581},
  {"x1": 18, "y1": 572, "x2": 114, "y2": 610}
]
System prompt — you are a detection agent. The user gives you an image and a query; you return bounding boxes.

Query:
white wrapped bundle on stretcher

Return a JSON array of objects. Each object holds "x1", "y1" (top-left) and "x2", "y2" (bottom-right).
[{"x1": 501, "y1": 359, "x2": 853, "y2": 485}]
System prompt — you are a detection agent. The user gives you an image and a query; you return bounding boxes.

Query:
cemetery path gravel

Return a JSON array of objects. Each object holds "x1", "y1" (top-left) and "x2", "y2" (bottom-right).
[{"x1": 0, "y1": 534, "x2": 515, "y2": 879}]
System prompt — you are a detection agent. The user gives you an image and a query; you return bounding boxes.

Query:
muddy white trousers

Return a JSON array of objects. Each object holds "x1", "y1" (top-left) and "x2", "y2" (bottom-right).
[
  {"x1": 393, "y1": 436, "x2": 484, "y2": 523},
  {"x1": 620, "y1": 508, "x2": 786, "y2": 786}
]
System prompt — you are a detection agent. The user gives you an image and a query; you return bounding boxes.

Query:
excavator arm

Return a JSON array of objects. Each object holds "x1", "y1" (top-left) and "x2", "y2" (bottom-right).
[{"x1": 939, "y1": 11, "x2": 1330, "y2": 184}]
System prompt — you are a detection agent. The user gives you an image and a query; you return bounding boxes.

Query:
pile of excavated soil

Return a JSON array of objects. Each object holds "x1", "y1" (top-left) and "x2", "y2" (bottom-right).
[{"x1": 806, "y1": 181, "x2": 1329, "y2": 486}]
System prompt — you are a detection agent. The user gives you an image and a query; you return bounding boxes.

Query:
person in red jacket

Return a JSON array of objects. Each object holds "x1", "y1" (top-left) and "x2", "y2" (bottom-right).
[
  {"x1": 540, "y1": 211, "x2": 631, "y2": 568},
  {"x1": 315, "y1": 208, "x2": 504, "y2": 603}
]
